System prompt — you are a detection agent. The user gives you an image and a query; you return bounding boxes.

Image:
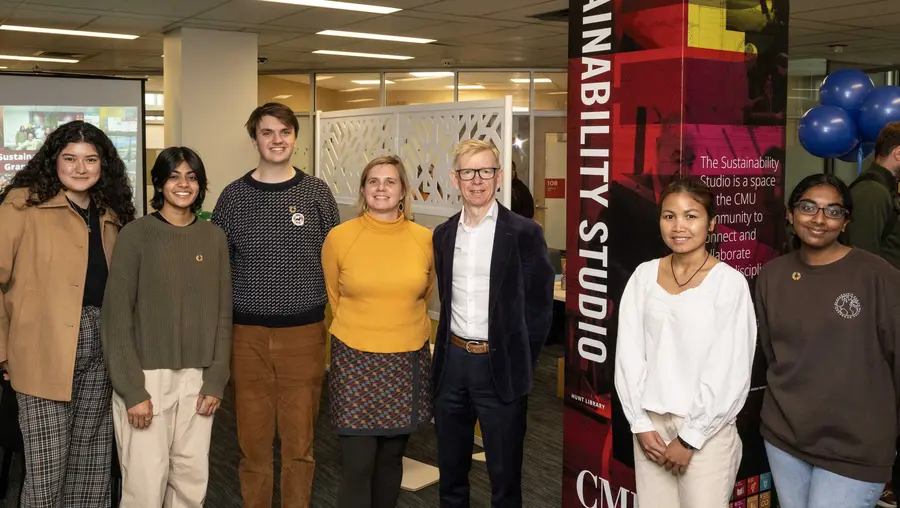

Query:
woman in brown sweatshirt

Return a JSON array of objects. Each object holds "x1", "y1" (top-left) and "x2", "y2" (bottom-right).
[{"x1": 756, "y1": 173, "x2": 900, "y2": 508}]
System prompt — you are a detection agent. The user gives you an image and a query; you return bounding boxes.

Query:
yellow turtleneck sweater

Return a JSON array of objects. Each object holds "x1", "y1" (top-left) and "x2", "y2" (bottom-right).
[{"x1": 321, "y1": 212, "x2": 435, "y2": 353}]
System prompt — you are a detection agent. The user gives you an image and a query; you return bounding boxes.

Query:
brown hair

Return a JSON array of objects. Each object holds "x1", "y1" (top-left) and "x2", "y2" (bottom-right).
[
  {"x1": 875, "y1": 121, "x2": 900, "y2": 158},
  {"x1": 453, "y1": 139, "x2": 500, "y2": 170},
  {"x1": 356, "y1": 155, "x2": 413, "y2": 220},
  {"x1": 245, "y1": 102, "x2": 300, "y2": 140},
  {"x1": 658, "y1": 176, "x2": 716, "y2": 223}
]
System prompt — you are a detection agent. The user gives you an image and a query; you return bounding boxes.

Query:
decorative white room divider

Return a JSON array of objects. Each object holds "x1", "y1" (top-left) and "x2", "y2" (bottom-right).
[{"x1": 315, "y1": 97, "x2": 513, "y2": 217}]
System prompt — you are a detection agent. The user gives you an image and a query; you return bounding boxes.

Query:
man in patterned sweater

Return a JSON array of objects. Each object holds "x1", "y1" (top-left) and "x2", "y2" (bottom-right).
[{"x1": 212, "y1": 102, "x2": 340, "y2": 508}]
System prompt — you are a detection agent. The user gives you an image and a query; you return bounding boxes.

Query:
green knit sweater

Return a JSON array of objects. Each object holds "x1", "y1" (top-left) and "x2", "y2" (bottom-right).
[{"x1": 100, "y1": 215, "x2": 233, "y2": 409}]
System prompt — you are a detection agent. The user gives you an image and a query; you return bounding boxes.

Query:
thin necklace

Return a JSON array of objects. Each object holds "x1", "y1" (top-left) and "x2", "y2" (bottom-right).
[
  {"x1": 671, "y1": 251, "x2": 710, "y2": 288},
  {"x1": 67, "y1": 197, "x2": 92, "y2": 232}
]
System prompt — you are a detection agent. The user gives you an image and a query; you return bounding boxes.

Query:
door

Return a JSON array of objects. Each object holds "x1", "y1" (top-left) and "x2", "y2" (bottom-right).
[{"x1": 532, "y1": 116, "x2": 567, "y2": 251}]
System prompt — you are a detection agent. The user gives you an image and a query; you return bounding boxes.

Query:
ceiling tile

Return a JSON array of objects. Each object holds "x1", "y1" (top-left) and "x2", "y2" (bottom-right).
[
  {"x1": 21, "y1": 0, "x2": 125, "y2": 10},
  {"x1": 79, "y1": 15, "x2": 181, "y2": 34},
  {"x1": 2, "y1": 8, "x2": 98, "y2": 28},
  {"x1": 792, "y1": 0, "x2": 900, "y2": 22},
  {"x1": 414, "y1": 0, "x2": 547, "y2": 17},
  {"x1": 333, "y1": 14, "x2": 445, "y2": 35},
  {"x1": 268, "y1": 8, "x2": 375, "y2": 29},
  {"x1": 194, "y1": 0, "x2": 303, "y2": 25},
  {"x1": 116, "y1": 0, "x2": 230, "y2": 18}
]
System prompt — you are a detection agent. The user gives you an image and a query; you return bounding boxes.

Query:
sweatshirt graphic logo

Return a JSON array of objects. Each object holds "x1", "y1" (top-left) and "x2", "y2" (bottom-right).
[{"x1": 834, "y1": 293, "x2": 861, "y2": 320}]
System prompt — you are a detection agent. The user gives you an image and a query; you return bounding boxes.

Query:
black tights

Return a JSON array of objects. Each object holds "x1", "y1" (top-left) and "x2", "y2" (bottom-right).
[{"x1": 338, "y1": 434, "x2": 411, "y2": 508}]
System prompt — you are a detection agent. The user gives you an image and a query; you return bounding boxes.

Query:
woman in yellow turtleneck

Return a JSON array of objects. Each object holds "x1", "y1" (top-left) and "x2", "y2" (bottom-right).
[{"x1": 321, "y1": 155, "x2": 435, "y2": 508}]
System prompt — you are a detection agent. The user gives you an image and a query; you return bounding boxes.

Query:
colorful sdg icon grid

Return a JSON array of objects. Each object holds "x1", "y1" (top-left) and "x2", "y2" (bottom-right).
[{"x1": 730, "y1": 472, "x2": 774, "y2": 508}]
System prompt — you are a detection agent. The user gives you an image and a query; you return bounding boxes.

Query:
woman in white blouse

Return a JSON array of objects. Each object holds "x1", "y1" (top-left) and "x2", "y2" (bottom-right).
[{"x1": 614, "y1": 176, "x2": 757, "y2": 508}]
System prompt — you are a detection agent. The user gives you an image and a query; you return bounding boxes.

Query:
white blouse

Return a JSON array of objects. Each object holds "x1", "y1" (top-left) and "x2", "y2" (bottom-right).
[{"x1": 614, "y1": 259, "x2": 757, "y2": 449}]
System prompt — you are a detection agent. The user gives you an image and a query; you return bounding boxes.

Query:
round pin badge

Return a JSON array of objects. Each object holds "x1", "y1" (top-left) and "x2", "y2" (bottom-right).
[
  {"x1": 289, "y1": 205, "x2": 297, "y2": 214},
  {"x1": 291, "y1": 212, "x2": 305, "y2": 226},
  {"x1": 791, "y1": 271, "x2": 801, "y2": 281},
  {"x1": 196, "y1": 254, "x2": 203, "y2": 263}
]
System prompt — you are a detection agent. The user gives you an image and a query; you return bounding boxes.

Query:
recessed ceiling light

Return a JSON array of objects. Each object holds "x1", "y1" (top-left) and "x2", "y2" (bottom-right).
[
  {"x1": 510, "y1": 78, "x2": 552, "y2": 84},
  {"x1": 352, "y1": 79, "x2": 393, "y2": 84},
  {"x1": 347, "y1": 98, "x2": 374, "y2": 103},
  {"x1": 274, "y1": 94, "x2": 293, "y2": 99},
  {"x1": 0, "y1": 24, "x2": 138, "y2": 39},
  {"x1": 0, "y1": 66, "x2": 7, "y2": 69},
  {"x1": 259, "y1": 0, "x2": 400, "y2": 14},
  {"x1": 316, "y1": 75, "x2": 334, "y2": 80},
  {"x1": 339, "y1": 87, "x2": 370, "y2": 92},
  {"x1": 313, "y1": 49, "x2": 413, "y2": 60},
  {"x1": 317, "y1": 30, "x2": 434, "y2": 44},
  {"x1": 410, "y1": 72, "x2": 453, "y2": 77},
  {"x1": 512, "y1": 107, "x2": 529, "y2": 113},
  {"x1": 0, "y1": 54, "x2": 78, "y2": 63},
  {"x1": 447, "y1": 85, "x2": 484, "y2": 90}
]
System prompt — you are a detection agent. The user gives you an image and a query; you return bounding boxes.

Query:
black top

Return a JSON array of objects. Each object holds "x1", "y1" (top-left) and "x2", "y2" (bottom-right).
[
  {"x1": 211, "y1": 168, "x2": 341, "y2": 327},
  {"x1": 70, "y1": 199, "x2": 108, "y2": 308},
  {"x1": 152, "y1": 211, "x2": 198, "y2": 226}
]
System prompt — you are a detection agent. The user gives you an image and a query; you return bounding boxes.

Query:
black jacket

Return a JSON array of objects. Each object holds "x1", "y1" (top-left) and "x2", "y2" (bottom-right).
[{"x1": 432, "y1": 203, "x2": 554, "y2": 402}]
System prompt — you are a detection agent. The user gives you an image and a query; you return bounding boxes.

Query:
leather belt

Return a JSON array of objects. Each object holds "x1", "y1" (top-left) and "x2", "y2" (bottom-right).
[{"x1": 451, "y1": 334, "x2": 489, "y2": 354}]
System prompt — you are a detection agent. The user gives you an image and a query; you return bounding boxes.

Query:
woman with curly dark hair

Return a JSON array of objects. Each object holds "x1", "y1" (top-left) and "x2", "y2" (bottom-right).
[{"x1": 0, "y1": 120, "x2": 135, "y2": 507}]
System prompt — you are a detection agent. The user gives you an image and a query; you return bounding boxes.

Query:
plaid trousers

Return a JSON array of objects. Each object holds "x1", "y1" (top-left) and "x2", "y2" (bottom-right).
[{"x1": 17, "y1": 306, "x2": 113, "y2": 508}]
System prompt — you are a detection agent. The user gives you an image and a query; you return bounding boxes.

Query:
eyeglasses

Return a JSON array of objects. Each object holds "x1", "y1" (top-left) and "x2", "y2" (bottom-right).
[
  {"x1": 793, "y1": 200, "x2": 848, "y2": 219},
  {"x1": 455, "y1": 168, "x2": 498, "y2": 181}
]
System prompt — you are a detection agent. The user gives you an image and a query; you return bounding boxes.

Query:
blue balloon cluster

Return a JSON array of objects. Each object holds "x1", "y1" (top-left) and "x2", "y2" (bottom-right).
[{"x1": 799, "y1": 69, "x2": 900, "y2": 161}]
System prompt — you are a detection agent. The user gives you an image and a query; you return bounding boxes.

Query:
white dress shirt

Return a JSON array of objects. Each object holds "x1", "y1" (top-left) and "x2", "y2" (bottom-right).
[
  {"x1": 449, "y1": 200, "x2": 498, "y2": 341},
  {"x1": 613, "y1": 259, "x2": 757, "y2": 449}
]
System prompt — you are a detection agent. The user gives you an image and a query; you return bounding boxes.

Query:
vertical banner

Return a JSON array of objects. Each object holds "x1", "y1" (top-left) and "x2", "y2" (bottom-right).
[{"x1": 563, "y1": 1, "x2": 789, "y2": 507}]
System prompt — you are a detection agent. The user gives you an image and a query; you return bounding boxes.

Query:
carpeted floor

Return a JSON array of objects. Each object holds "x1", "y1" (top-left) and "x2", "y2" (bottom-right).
[{"x1": 0, "y1": 344, "x2": 564, "y2": 507}]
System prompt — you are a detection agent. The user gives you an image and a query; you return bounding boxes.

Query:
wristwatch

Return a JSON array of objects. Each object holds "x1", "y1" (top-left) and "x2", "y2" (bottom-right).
[{"x1": 677, "y1": 436, "x2": 697, "y2": 451}]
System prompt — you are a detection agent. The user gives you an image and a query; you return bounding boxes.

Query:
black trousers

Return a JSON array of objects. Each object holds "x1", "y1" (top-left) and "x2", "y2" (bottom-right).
[
  {"x1": 434, "y1": 345, "x2": 528, "y2": 508},
  {"x1": 337, "y1": 433, "x2": 410, "y2": 508},
  {"x1": 893, "y1": 437, "x2": 900, "y2": 491}
]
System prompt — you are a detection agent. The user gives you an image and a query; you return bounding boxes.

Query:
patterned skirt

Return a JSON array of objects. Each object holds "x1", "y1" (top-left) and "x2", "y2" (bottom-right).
[{"x1": 329, "y1": 336, "x2": 433, "y2": 436}]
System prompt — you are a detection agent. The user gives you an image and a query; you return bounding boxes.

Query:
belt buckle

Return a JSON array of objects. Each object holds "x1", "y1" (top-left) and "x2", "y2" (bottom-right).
[{"x1": 465, "y1": 341, "x2": 476, "y2": 354}]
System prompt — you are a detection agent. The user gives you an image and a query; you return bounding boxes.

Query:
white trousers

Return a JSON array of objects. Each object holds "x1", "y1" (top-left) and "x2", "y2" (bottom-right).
[
  {"x1": 113, "y1": 369, "x2": 214, "y2": 508},
  {"x1": 633, "y1": 412, "x2": 742, "y2": 508}
]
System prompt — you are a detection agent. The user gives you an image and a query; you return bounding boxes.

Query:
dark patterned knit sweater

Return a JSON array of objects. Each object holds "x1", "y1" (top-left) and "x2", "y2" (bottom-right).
[{"x1": 212, "y1": 168, "x2": 340, "y2": 327}]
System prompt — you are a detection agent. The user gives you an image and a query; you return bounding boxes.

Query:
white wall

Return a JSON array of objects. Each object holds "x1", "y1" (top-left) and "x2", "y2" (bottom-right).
[{"x1": 146, "y1": 124, "x2": 164, "y2": 150}]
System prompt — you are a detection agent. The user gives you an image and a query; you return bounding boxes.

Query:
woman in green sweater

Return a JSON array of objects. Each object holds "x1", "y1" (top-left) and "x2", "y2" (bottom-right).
[
  {"x1": 756, "y1": 174, "x2": 900, "y2": 508},
  {"x1": 322, "y1": 155, "x2": 435, "y2": 508},
  {"x1": 100, "y1": 146, "x2": 232, "y2": 507}
]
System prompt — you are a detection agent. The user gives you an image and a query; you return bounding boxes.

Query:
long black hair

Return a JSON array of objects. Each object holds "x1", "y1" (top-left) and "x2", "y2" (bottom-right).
[
  {"x1": 150, "y1": 146, "x2": 208, "y2": 213},
  {"x1": 0, "y1": 120, "x2": 136, "y2": 225}
]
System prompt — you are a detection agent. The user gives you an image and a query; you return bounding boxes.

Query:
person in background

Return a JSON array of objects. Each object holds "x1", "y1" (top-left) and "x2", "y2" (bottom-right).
[
  {"x1": 843, "y1": 122, "x2": 900, "y2": 508},
  {"x1": 510, "y1": 160, "x2": 535, "y2": 219},
  {"x1": 614, "y1": 177, "x2": 756, "y2": 507},
  {"x1": 17, "y1": 131, "x2": 39, "y2": 150},
  {"x1": 432, "y1": 139, "x2": 554, "y2": 507},
  {"x1": 0, "y1": 120, "x2": 136, "y2": 507},
  {"x1": 101, "y1": 147, "x2": 232, "y2": 507},
  {"x1": 322, "y1": 155, "x2": 434, "y2": 508},
  {"x1": 15, "y1": 125, "x2": 27, "y2": 146},
  {"x1": 212, "y1": 102, "x2": 340, "y2": 508},
  {"x1": 756, "y1": 174, "x2": 900, "y2": 508}
]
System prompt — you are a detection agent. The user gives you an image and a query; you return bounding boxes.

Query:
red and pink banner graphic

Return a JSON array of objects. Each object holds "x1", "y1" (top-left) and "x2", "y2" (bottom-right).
[{"x1": 563, "y1": 1, "x2": 788, "y2": 506}]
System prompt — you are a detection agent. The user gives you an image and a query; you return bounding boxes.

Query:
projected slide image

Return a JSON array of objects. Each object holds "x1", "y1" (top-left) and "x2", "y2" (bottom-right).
[{"x1": 0, "y1": 105, "x2": 139, "y2": 189}]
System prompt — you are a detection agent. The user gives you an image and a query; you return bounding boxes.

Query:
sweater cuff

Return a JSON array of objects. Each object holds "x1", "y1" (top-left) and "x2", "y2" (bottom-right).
[
  {"x1": 122, "y1": 388, "x2": 152, "y2": 411},
  {"x1": 678, "y1": 423, "x2": 710, "y2": 450},
  {"x1": 200, "y1": 375, "x2": 228, "y2": 400}
]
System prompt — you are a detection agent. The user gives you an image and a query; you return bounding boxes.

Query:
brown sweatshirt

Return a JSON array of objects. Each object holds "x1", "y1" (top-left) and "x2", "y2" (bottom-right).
[{"x1": 755, "y1": 248, "x2": 900, "y2": 482}]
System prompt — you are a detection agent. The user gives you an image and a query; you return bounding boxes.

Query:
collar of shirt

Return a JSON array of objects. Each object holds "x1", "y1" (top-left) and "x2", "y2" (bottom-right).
[{"x1": 458, "y1": 200, "x2": 498, "y2": 232}]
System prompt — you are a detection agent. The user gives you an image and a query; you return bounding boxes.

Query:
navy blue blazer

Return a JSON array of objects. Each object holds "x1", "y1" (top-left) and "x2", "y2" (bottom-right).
[{"x1": 432, "y1": 203, "x2": 555, "y2": 403}]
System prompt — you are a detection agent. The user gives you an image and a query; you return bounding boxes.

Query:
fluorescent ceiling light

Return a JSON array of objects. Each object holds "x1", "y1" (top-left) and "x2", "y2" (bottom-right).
[
  {"x1": 0, "y1": 66, "x2": 6, "y2": 69},
  {"x1": 510, "y1": 78, "x2": 552, "y2": 84},
  {"x1": 0, "y1": 54, "x2": 78, "y2": 63},
  {"x1": 314, "y1": 49, "x2": 413, "y2": 60},
  {"x1": 512, "y1": 107, "x2": 529, "y2": 112},
  {"x1": 259, "y1": 0, "x2": 400, "y2": 14},
  {"x1": 447, "y1": 85, "x2": 484, "y2": 90},
  {"x1": 316, "y1": 75, "x2": 333, "y2": 81},
  {"x1": 274, "y1": 94, "x2": 292, "y2": 99},
  {"x1": 352, "y1": 79, "x2": 393, "y2": 84},
  {"x1": 546, "y1": 91, "x2": 567, "y2": 95},
  {"x1": 410, "y1": 72, "x2": 453, "y2": 77},
  {"x1": 339, "y1": 87, "x2": 370, "y2": 92},
  {"x1": 317, "y1": 30, "x2": 434, "y2": 44},
  {"x1": 347, "y1": 98, "x2": 374, "y2": 103},
  {"x1": 0, "y1": 24, "x2": 138, "y2": 39}
]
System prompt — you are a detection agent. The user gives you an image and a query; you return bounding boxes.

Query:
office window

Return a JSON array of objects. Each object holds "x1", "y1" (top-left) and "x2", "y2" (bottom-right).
[
  {"x1": 456, "y1": 72, "x2": 530, "y2": 111},
  {"x1": 385, "y1": 71, "x2": 454, "y2": 106},
  {"x1": 535, "y1": 72, "x2": 567, "y2": 111},
  {"x1": 316, "y1": 73, "x2": 381, "y2": 112}
]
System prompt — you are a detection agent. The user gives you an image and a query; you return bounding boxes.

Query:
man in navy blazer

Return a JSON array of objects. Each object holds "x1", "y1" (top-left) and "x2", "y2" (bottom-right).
[{"x1": 432, "y1": 139, "x2": 554, "y2": 508}]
